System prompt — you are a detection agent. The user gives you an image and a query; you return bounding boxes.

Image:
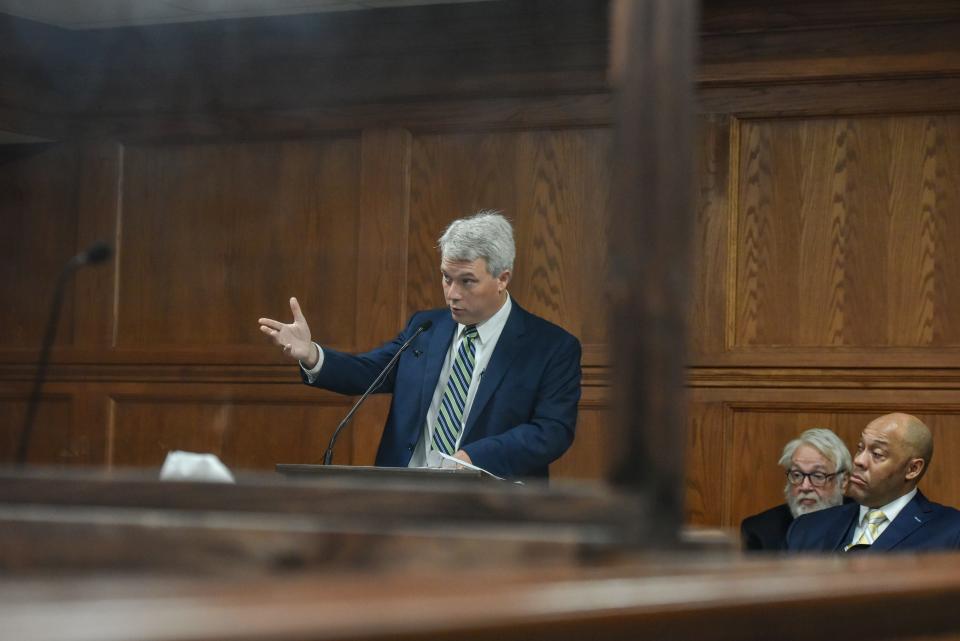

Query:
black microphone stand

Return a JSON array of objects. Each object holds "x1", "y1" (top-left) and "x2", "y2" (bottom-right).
[
  {"x1": 322, "y1": 321, "x2": 431, "y2": 465},
  {"x1": 16, "y1": 242, "x2": 112, "y2": 465}
]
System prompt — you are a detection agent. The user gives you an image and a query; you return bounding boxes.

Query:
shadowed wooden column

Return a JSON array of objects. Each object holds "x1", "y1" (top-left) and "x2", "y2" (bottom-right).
[{"x1": 607, "y1": 0, "x2": 697, "y2": 544}]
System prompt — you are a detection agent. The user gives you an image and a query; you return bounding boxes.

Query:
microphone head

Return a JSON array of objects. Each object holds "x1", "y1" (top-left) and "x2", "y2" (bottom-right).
[
  {"x1": 418, "y1": 320, "x2": 433, "y2": 332},
  {"x1": 82, "y1": 241, "x2": 113, "y2": 265}
]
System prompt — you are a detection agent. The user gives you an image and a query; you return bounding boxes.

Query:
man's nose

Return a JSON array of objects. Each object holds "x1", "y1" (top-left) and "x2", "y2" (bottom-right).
[
  {"x1": 853, "y1": 451, "x2": 868, "y2": 469},
  {"x1": 799, "y1": 475, "x2": 815, "y2": 490}
]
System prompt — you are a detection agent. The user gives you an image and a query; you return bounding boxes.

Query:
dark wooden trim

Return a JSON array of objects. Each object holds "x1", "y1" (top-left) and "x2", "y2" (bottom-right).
[
  {"x1": 699, "y1": 76, "x2": 960, "y2": 116},
  {"x1": 700, "y1": 0, "x2": 960, "y2": 35},
  {"x1": 689, "y1": 367, "x2": 960, "y2": 389}
]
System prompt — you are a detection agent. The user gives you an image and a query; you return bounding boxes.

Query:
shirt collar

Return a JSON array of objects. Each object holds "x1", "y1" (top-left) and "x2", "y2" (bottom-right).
[
  {"x1": 858, "y1": 487, "x2": 917, "y2": 524},
  {"x1": 458, "y1": 293, "x2": 511, "y2": 345}
]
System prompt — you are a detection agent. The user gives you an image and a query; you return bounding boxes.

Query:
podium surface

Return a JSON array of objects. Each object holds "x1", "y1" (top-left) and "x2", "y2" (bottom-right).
[{"x1": 275, "y1": 463, "x2": 484, "y2": 481}]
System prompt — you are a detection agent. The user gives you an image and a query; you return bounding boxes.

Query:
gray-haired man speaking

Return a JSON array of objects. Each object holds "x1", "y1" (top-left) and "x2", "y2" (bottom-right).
[{"x1": 259, "y1": 210, "x2": 582, "y2": 479}]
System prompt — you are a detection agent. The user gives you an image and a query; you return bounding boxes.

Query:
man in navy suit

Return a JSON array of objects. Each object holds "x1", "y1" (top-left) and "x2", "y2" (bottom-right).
[
  {"x1": 787, "y1": 413, "x2": 960, "y2": 552},
  {"x1": 259, "y1": 211, "x2": 580, "y2": 479}
]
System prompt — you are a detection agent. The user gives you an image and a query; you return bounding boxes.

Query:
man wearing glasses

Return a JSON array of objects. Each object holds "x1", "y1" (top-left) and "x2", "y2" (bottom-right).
[
  {"x1": 787, "y1": 413, "x2": 960, "y2": 553},
  {"x1": 741, "y1": 428, "x2": 851, "y2": 551}
]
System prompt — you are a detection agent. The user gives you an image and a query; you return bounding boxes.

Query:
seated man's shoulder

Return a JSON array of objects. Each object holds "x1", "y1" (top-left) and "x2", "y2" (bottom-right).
[
  {"x1": 791, "y1": 502, "x2": 852, "y2": 529},
  {"x1": 742, "y1": 503, "x2": 792, "y2": 529},
  {"x1": 925, "y1": 497, "x2": 960, "y2": 521},
  {"x1": 785, "y1": 502, "x2": 856, "y2": 551},
  {"x1": 741, "y1": 504, "x2": 793, "y2": 551}
]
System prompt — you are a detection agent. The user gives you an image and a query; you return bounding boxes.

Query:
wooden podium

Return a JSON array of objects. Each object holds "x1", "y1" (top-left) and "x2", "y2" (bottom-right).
[{"x1": 275, "y1": 463, "x2": 485, "y2": 482}]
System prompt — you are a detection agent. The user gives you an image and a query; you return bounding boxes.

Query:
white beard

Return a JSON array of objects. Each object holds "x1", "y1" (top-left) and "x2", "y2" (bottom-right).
[{"x1": 785, "y1": 483, "x2": 844, "y2": 519}]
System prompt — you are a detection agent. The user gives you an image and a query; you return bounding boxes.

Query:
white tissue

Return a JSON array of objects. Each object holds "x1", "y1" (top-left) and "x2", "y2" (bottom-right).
[{"x1": 159, "y1": 450, "x2": 235, "y2": 483}]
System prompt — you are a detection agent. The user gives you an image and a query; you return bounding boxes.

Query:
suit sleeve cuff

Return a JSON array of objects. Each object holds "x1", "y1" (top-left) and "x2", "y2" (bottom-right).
[{"x1": 300, "y1": 342, "x2": 325, "y2": 382}]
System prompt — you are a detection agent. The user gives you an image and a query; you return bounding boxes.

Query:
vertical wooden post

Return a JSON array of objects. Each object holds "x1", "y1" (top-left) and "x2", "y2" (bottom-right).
[{"x1": 607, "y1": 0, "x2": 697, "y2": 545}]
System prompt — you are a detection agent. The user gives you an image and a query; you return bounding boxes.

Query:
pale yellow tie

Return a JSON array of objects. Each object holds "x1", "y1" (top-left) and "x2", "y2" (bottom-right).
[{"x1": 846, "y1": 509, "x2": 887, "y2": 550}]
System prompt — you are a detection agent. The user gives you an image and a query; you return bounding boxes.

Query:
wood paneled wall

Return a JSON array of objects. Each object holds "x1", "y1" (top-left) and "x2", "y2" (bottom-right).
[{"x1": 2, "y1": 0, "x2": 960, "y2": 528}]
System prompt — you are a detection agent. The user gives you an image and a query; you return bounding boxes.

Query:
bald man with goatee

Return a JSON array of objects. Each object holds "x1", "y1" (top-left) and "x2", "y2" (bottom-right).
[{"x1": 787, "y1": 413, "x2": 960, "y2": 553}]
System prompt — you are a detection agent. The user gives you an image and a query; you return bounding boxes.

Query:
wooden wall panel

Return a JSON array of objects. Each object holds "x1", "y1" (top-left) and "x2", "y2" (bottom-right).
[
  {"x1": 0, "y1": 393, "x2": 76, "y2": 465},
  {"x1": 734, "y1": 114, "x2": 960, "y2": 352},
  {"x1": 73, "y1": 142, "x2": 123, "y2": 348},
  {"x1": 109, "y1": 387, "x2": 354, "y2": 469},
  {"x1": 689, "y1": 115, "x2": 732, "y2": 361},
  {"x1": 685, "y1": 401, "x2": 727, "y2": 527},
  {"x1": 0, "y1": 144, "x2": 81, "y2": 348},
  {"x1": 550, "y1": 387, "x2": 611, "y2": 480},
  {"x1": 116, "y1": 137, "x2": 361, "y2": 350},
  {"x1": 406, "y1": 128, "x2": 612, "y2": 350}
]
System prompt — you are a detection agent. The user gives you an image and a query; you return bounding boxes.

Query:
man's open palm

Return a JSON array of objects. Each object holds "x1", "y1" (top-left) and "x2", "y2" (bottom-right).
[{"x1": 258, "y1": 297, "x2": 316, "y2": 366}]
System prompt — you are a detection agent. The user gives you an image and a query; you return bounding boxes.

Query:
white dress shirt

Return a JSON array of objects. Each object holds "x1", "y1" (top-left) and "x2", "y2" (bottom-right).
[
  {"x1": 849, "y1": 487, "x2": 918, "y2": 545},
  {"x1": 409, "y1": 295, "x2": 512, "y2": 468}
]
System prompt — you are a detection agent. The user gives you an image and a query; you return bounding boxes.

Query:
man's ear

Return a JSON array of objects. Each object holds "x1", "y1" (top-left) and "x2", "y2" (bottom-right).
[
  {"x1": 497, "y1": 269, "x2": 512, "y2": 292},
  {"x1": 905, "y1": 457, "x2": 925, "y2": 481},
  {"x1": 840, "y1": 473, "x2": 850, "y2": 493}
]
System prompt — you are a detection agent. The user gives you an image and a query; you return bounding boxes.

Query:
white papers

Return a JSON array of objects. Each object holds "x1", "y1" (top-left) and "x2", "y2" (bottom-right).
[
  {"x1": 159, "y1": 450, "x2": 235, "y2": 483},
  {"x1": 436, "y1": 451, "x2": 514, "y2": 482}
]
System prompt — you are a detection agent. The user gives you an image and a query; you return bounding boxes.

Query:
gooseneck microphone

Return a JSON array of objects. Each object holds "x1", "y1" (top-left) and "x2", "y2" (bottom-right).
[
  {"x1": 322, "y1": 319, "x2": 432, "y2": 465},
  {"x1": 16, "y1": 241, "x2": 113, "y2": 465}
]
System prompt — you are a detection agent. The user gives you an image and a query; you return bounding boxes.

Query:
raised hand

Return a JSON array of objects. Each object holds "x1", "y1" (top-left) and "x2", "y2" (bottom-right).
[{"x1": 258, "y1": 297, "x2": 318, "y2": 367}]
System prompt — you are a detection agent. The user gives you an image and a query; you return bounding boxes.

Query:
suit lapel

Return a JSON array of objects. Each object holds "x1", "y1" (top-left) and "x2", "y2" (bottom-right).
[
  {"x1": 872, "y1": 493, "x2": 930, "y2": 551},
  {"x1": 461, "y1": 304, "x2": 526, "y2": 441},
  {"x1": 827, "y1": 503, "x2": 861, "y2": 551},
  {"x1": 419, "y1": 314, "x2": 456, "y2": 427}
]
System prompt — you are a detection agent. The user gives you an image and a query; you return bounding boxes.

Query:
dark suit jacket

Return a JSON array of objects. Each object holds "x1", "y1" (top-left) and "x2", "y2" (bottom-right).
[
  {"x1": 304, "y1": 302, "x2": 581, "y2": 479},
  {"x1": 786, "y1": 491, "x2": 960, "y2": 552},
  {"x1": 741, "y1": 503, "x2": 794, "y2": 551}
]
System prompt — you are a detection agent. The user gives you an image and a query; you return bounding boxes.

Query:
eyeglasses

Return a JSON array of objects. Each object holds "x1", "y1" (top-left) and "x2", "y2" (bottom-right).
[{"x1": 786, "y1": 469, "x2": 842, "y2": 487}]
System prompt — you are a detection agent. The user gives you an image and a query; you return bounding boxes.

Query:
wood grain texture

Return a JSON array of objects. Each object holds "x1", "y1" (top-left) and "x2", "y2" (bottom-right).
[
  {"x1": 550, "y1": 390, "x2": 611, "y2": 480},
  {"x1": 701, "y1": 0, "x2": 960, "y2": 34},
  {"x1": 356, "y1": 128, "x2": 411, "y2": 341},
  {"x1": 73, "y1": 142, "x2": 122, "y2": 347},
  {"x1": 689, "y1": 115, "x2": 731, "y2": 360},
  {"x1": 700, "y1": 20, "x2": 960, "y2": 84},
  {"x1": 685, "y1": 401, "x2": 727, "y2": 527},
  {"x1": 0, "y1": 144, "x2": 81, "y2": 348},
  {"x1": 407, "y1": 128, "x2": 612, "y2": 344},
  {"x1": 734, "y1": 115, "x2": 960, "y2": 351},
  {"x1": 117, "y1": 137, "x2": 360, "y2": 350},
  {"x1": 698, "y1": 77, "x2": 960, "y2": 119},
  {"x1": 0, "y1": 392, "x2": 77, "y2": 466},
  {"x1": 108, "y1": 385, "x2": 354, "y2": 469}
]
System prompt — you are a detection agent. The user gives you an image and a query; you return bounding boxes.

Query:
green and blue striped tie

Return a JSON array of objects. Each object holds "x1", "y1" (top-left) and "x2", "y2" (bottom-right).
[{"x1": 432, "y1": 325, "x2": 479, "y2": 455}]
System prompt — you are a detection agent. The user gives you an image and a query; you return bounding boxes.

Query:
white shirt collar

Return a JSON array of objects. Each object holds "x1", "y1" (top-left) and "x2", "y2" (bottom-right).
[
  {"x1": 458, "y1": 293, "x2": 511, "y2": 344},
  {"x1": 858, "y1": 487, "x2": 918, "y2": 524}
]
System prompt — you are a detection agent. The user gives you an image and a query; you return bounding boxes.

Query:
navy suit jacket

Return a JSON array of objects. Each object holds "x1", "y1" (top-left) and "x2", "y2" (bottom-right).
[
  {"x1": 786, "y1": 491, "x2": 960, "y2": 553},
  {"x1": 304, "y1": 302, "x2": 581, "y2": 479}
]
